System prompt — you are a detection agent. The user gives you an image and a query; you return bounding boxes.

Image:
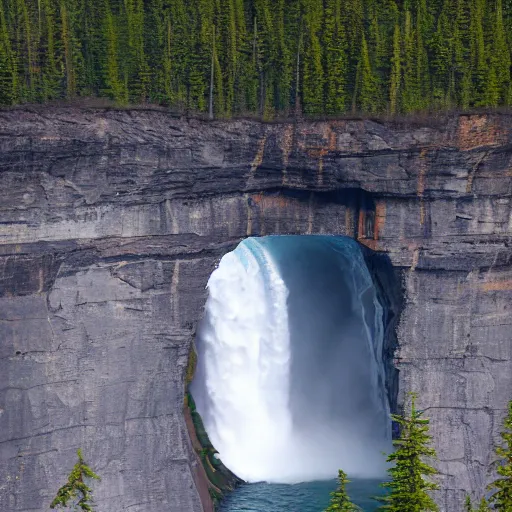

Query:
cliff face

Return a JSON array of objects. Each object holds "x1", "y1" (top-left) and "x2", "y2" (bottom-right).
[{"x1": 0, "y1": 109, "x2": 511, "y2": 512}]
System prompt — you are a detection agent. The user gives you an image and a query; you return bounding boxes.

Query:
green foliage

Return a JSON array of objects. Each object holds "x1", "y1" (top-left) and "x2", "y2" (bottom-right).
[
  {"x1": 323, "y1": 0, "x2": 347, "y2": 115},
  {"x1": 477, "y1": 497, "x2": 490, "y2": 511},
  {"x1": 50, "y1": 449, "x2": 100, "y2": 512},
  {"x1": 357, "y1": 34, "x2": 379, "y2": 113},
  {"x1": 465, "y1": 495, "x2": 490, "y2": 511},
  {"x1": 0, "y1": 0, "x2": 511, "y2": 115},
  {"x1": 389, "y1": 22, "x2": 400, "y2": 114},
  {"x1": 185, "y1": 345, "x2": 198, "y2": 388},
  {"x1": 324, "y1": 469, "x2": 361, "y2": 511},
  {"x1": 488, "y1": 401, "x2": 512, "y2": 510},
  {"x1": 377, "y1": 393, "x2": 439, "y2": 512}
]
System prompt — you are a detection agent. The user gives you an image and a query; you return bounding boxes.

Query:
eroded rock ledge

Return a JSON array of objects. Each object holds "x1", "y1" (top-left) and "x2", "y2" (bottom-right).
[{"x1": 0, "y1": 109, "x2": 511, "y2": 512}]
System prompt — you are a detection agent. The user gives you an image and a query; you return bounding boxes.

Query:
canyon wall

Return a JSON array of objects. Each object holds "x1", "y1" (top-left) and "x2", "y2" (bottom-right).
[{"x1": 0, "y1": 108, "x2": 511, "y2": 511}]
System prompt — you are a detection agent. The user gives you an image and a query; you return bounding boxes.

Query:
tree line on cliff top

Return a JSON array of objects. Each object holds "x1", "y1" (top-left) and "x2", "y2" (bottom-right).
[{"x1": 0, "y1": 0, "x2": 511, "y2": 117}]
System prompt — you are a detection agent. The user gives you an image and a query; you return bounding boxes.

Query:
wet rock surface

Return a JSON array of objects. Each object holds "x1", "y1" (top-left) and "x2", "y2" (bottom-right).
[{"x1": 0, "y1": 108, "x2": 511, "y2": 511}]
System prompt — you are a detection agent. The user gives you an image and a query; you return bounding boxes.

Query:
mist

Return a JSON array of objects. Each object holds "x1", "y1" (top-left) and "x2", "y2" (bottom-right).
[{"x1": 191, "y1": 236, "x2": 391, "y2": 484}]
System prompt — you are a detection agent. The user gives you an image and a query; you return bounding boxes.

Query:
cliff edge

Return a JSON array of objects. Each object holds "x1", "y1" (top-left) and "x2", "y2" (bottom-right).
[{"x1": 0, "y1": 109, "x2": 511, "y2": 511}]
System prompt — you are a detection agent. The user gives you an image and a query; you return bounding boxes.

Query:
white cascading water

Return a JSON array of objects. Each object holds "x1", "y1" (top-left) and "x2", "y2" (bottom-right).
[{"x1": 191, "y1": 236, "x2": 391, "y2": 484}]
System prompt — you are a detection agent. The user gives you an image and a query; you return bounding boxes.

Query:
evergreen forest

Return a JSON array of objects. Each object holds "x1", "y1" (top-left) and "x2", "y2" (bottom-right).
[{"x1": 0, "y1": 0, "x2": 511, "y2": 117}]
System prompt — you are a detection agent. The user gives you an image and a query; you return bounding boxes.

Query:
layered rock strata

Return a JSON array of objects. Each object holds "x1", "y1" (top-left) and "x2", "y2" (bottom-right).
[{"x1": 0, "y1": 109, "x2": 511, "y2": 511}]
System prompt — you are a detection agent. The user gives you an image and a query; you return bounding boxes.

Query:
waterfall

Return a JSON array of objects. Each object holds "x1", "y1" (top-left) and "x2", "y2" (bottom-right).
[{"x1": 191, "y1": 236, "x2": 391, "y2": 484}]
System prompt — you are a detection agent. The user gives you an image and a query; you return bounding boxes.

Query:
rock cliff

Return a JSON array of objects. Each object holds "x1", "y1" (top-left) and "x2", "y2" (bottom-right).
[{"x1": 0, "y1": 108, "x2": 511, "y2": 512}]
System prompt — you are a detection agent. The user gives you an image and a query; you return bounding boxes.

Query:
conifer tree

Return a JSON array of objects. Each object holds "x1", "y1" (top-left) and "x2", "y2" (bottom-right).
[
  {"x1": 144, "y1": 0, "x2": 166, "y2": 103},
  {"x1": 323, "y1": 0, "x2": 347, "y2": 114},
  {"x1": 167, "y1": 0, "x2": 188, "y2": 109},
  {"x1": 231, "y1": 0, "x2": 249, "y2": 113},
  {"x1": 414, "y1": 0, "x2": 430, "y2": 109},
  {"x1": 485, "y1": 65, "x2": 500, "y2": 108},
  {"x1": 0, "y1": 1, "x2": 16, "y2": 105},
  {"x1": 377, "y1": 393, "x2": 439, "y2": 512},
  {"x1": 402, "y1": 9, "x2": 421, "y2": 113},
  {"x1": 124, "y1": 0, "x2": 149, "y2": 102},
  {"x1": 358, "y1": 34, "x2": 379, "y2": 114},
  {"x1": 492, "y1": 0, "x2": 511, "y2": 105},
  {"x1": 488, "y1": 401, "x2": 512, "y2": 510},
  {"x1": 212, "y1": 24, "x2": 224, "y2": 117},
  {"x1": 477, "y1": 498, "x2": 490, "y2": 511},
  {"x1": 216, "y1": 0, "x2": 237, "y2": 115},
  {"x1": 273, "y1": 0, "x2": 292, "y2": 113},
  {"x1": 60, "y1": 1, "x2": 75, "y2": 99},
  {"x1": 428, "y1": 2, "x2": 452, "y2": 108},
  {"x1": 470, "y1": 0, "x2": 487, "y2": 106},
  {"x1": 0, "y1": 0, "x2": 511, "y2": 113},
  {"x1": 161, "y1": 10, "x2": 173, "y2": 104},
  {"x1": 50, "y1": 449, "x2": 100, "y2": 511},
  {"x1": 186, "y1": 1, "x2": 208, "y2": 113},
  {"x1": 389, "y1": 22, "x2": 401, "y2": 114},
  {"x1": 452, "y1": 0, "x2": 472, "y2": 108},
  {"x1": 237, "y1": 14, "x2": 258, "y2": 113},
  {"x1": 342, "y1": 0, "x2": 363, "y2": 101},
  {"x1": 253, "y1": 0, "x2": 275, "y2": 118},
  {"x1": 366, "y1": 7, "x2": 387, "y2": 109},
  {"x1": 325, "y1": 469, "x2": 361, "y2": 512},
  {"x1": 465, "y1": 496, "x2": 490, "y2": 512},
  {"x1": 81, "y1": 0, "x2": 107, "y2": 96},
  {"x1": 104, "y1": 1, "x2": 126, "y2": 102}
]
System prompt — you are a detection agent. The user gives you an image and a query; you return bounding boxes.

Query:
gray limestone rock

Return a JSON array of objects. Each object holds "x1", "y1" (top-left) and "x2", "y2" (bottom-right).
[{"x1": 0, "y1": 108, "x2": 511, "y2": 511}]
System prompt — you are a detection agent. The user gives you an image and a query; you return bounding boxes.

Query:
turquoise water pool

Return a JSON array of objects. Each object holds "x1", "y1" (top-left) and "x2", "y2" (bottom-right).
[{"x1": 219, "y1": 478, "x2": 383, "y2": 511}]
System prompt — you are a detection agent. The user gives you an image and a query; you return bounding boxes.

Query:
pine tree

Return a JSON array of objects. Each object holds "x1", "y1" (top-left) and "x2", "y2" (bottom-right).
[
  {"x1": 103, "y1": 0, "x2": 126, "y2": 102},
  {"x1": 124, "y1": 0, "x2": 149, "y2": 103},
  {"x1": 325, "y1": 469, "x2": 361, "y2": 512},
  {"x1": 389, "y1": 22, "x2": 401, "y2": 114},
  {"x1": 0, "y1": 0, "x2": 16, "y2": 105},
  {"x1": 144, "y1": 0, "x2": 166, "y2": 103},
  {"x1": 236, "y1": 12, "x2": 258, "y2": 113},
  {"x1": 358, "y1": 34, "x2": 379, "y2": 114},
  {"x1": 167, "y1": 0, "x2": 188, "y2": 110},
  {"x1": 477, "y1": 498, "x2": 490, "y2": 511},
  {"x1": 367, "y1": 7, "x2": 387, "y2": 110},
  {"x1": 81, "y1": 0, "x2": 107, "y2": 96},
  {"x1": 272, "y1": 0, "x2": 292, "y2": 113},
  {"x1": 428, "y1": 2, "x2": 453, "y2": 108},
  {"x1": 470, "y1": 0, "x2": 487, "y2": 106},
  {"x1": 377, "y1": 393, "x2": 439, "y2": 512},
  {"x1": 13, "y1": 0, "x2": 37, "y2": 102},
  {"x1": 402, "y1": 9, "x2": 421, "y2": 112},
  {"x1": 465, "y1": 495, "x2": 490, "y2": 511},
  {"x1": 452, "y1": 0, "x2": 472, "y2": 107},
  {"x1": 231, "y1": 0, "x2": 249, "y2": 113},
  {"x1": 186, "y1": 0, "x2": 210, "y2": 113},
  {"x1": 253, "y1": 0, "x2": 276, "y2": 118},
  {"x1": 60, "y1": 1, "x2": 75, "y2": 99},
  {"x1": 50, "y1": 449, "x2": 101, "y2": 511},
  {"x1": 414, "y1": 0, "x2": 430, "y2": 109},
  {"x1": 212, "y1": 24, "x2": 224, "y2": 117},
  {"x1": 492, "y1": 0, "x2": 511, "y2": 105},
  {"x1": 0, "y1": 0, "x2": 510, "y2": 113},
  {"x1": 488, "y1": 401, "x2": 512, "y2": 510},
  {"x1": 323, "y1": 0, "x2": 347, "y2": 114},
  {"x1": 39, "y1": 0, "x2": 62, "y2": 101},
  {"x1": 216, "y1": 0, "x2": 237, "y2": 115},
  {"x1": 342, "y1": 0, "x2": 363, "y2": 103},
  {"x1": 484, "y1": 65, "x2": 500, "y2": 108}
]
